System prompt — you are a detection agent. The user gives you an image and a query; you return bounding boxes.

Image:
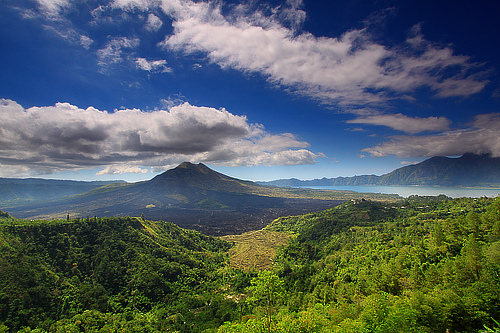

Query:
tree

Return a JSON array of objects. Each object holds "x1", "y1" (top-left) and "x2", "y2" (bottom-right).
[{"x1": 246, "y1": 270, "x2": 285, "y2": 333}]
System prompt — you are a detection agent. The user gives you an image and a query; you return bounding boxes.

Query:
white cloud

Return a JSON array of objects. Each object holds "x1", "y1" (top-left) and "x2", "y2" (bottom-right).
[
  {"x1": 135, "y1": 57, "x2": 171, "y2": 72},
  {"x1": 347, "y1": 113, "x2": 451, "y2": 134},
  {"x1": 97, "y1": 37, "x2": 140, "y2": 68},
  {"x1": 361, "y1": 113, "x2": 500, "y2": 158},
  {"x1": 96, "y1": 165, "x2": 149, "y2": 175},
  {"x1": 145, "y1": 13, "x2": 163, "y2": 31},
  {"x1": 216, "y1": 149, "x2": 324, "y2": 167},
  {"x1": 141, "y1": 0, "x2": 489, "y2": 107},
  {"x1": 34, "y1": 0, "x2": 70, "y2": 16},
  {"x1": 80, "y1": 35, "x2": 94, "y2": 49},
  {"x1": 471, "y1": 112, "x2": 500, "y2": 130},
  {"x1": 43, "y1": 25, "x2": 94, "y2": 49},
  {"x1": 400, "y1": 160, "x2": 419, "y2": 165},
  {"x1": 0, "y1": 165, "x2": 32, "y2": 178},
  {"x1": 0, "y1": 99, "x2": 322, "y2": 176},
  {"x1": 111, "y1": 0, "x2": 153, "y2": 11},
  {"x1": 280, "y1": 0, "x2": 307, "y2": 30},
  {"x1": 345, "y1": 127, "x2": 366, "y2": 132},
  {"x1": 28, "y1": 0, "x2": 489, "y2": 108},
  {"x1": 159, "y1": 95, "x2": 186, "y2": 109},
  {"x1": 162, "y1": 18, "x2": 387, "y2": 106},
  {"x1": 195, "y1": 132, "x2": 324, "y2": 167}
]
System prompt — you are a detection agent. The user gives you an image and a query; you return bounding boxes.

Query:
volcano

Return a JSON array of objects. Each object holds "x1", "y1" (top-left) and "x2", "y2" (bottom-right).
[{"x1": 4, "y1": 162, "x2": 344, "y2": 235}]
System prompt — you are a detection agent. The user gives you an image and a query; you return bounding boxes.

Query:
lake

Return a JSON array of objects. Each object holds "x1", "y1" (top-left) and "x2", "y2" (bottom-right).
[{"x1": 296, "y1": 185, "x2": 500, "y2": 198}]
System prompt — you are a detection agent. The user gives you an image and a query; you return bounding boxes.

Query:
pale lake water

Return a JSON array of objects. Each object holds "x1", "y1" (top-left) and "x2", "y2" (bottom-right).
[{"x1": 295, "y1": 185, "x2": 500, "y2": 198}]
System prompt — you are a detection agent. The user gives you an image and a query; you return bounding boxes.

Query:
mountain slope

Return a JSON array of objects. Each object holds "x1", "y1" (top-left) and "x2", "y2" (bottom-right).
[
  {"x1": 5, "y1": 162, "x2": 365, "y2": 235},
  {"x1": 149, "y1": 162, "x2": 257, "y2": 191},
  {"x1": 261, "y1": 154, "x2": 500, "y2": 187},
  {"x1": 0, "y1": 213, "x2": 233, "y2": 331},
  {"x1": 382, "y1": 153, "x2": 500, "y2": 186},
  {"x1": 0, "y1": 178, "x2": 126, "y2": 206}
]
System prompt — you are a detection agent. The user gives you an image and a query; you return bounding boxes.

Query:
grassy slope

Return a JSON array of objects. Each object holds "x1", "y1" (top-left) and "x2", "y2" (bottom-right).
[{"x1": 221, "y1": 229, "x2": 290, "y2": 272}]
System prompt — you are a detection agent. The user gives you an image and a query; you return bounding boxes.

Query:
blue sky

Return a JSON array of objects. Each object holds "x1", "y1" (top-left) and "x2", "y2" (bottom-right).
[{"x1": 0, "y1": 0, "x2": 499, "y2": 182}]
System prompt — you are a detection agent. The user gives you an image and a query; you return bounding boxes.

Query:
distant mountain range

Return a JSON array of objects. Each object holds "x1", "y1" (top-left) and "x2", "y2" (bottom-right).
[
  {"x1": 0, "y1": 178, "x2": 125, "y2": 206},
  {"x1": 259, "y1": 154, "x2": 500, "y2": 187},
  {"x1": 3, "y1": 162, "x2": 356, "y2": 235}
]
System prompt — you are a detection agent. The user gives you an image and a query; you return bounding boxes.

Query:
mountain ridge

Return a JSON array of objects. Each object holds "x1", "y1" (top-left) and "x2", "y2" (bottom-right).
[
  {"x1": 0, "y1": 177, "x2": 126, "y2": 206},
  {"x1": 259, "y1": 154, "x2": 500, "y2": 187}
]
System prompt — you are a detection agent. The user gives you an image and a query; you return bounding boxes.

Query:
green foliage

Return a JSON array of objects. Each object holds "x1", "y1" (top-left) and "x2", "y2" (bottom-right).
[
  {"x1": 0, "y1": 216, "x2": 235, "y2": 332},
  {"x1": 246, "y1": 271, "x2": 285, "y2": 333},
  {"x1": 195, "y1": 198, "x2": 230, "y2": 209},
  {"x1": 247, "y1": 271, "x2": 285, "y2": 308},
  {"x1": 3, "y1": 196, "x2": 500, "y2": 333},
  {"x1": 218, "y1": 196, "x2": 500, "y2": 333},
  {"x1": 265, "y1": 196, "x2": 500, "y2": 332}
]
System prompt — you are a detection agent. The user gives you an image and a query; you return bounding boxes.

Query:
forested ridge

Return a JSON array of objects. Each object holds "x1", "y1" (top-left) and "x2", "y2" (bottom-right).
[
  {"x1": 220, "y1": 196, "x2": 500, "y2": 332},
  {"x1": 0, "y1": 215, "x2": 240, "y2": 332},
  {"x1": 1, "y1": 195, "x2": 500, "y2": 332}
]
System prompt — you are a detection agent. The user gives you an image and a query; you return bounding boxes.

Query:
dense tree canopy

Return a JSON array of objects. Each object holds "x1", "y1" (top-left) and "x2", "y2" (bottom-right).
[
  {"x1": 0, "y1": 215, "x2": 238, "y2": 332},
  {"x1": 219, "y1": 196, "x2": 500, "y2": 332},
  {"x1": 1, "y1": 195, "x2": 499, "y2": 332}
]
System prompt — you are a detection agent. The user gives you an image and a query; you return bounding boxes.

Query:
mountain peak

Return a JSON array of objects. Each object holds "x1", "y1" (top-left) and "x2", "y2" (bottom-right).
[
  {"x1": 176, "y1": 162, "x2": 209, "y2": 171},
  {"x1": 149, "y1": 161, "x2": 259, "y2": 193},
  {"x1": 152, "y1": 162, "x2": 238, "y2": 186},
  {"x1": 172, "y1": 162, "x2": 214, "y2": 177},
  {"x1": 156, "y1": 162, "x2": 214, "y2": 180}
]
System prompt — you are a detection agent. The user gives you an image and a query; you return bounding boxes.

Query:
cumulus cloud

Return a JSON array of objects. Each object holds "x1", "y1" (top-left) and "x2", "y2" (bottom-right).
[
  {"x1": 0, "y1": 99, "x2": 322, "y2": 176},
  {"x1": 361, "y1": 113, "x2": 500, "y2": 158},
  {"x1": 347, "y1": 113, "x2": 451, "y2": 134},
  {"x1": 216, "y1": 149, "x2": 323, "y2": 167}
]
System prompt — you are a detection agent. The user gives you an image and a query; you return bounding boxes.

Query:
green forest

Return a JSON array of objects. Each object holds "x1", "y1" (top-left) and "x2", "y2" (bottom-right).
[{"x1": 1, "y1": 195, "x2": 500, "y2": 332}]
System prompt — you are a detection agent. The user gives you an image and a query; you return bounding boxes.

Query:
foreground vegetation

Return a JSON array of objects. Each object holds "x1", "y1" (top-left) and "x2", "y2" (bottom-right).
[
  {"x1": 220, "y1": 196, "x2": 500, "y2": 332},
  {"x1": 1, "y1": 195, "x2": 499, "y2": 332},
  {"x1": 0, "y1": 215, "x2": 241, "y2": 332}
]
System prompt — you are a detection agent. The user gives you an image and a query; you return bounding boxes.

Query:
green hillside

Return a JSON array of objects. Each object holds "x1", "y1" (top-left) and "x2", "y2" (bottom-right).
[
  {"x1": 219, "y1": 196, "x2": 500, "y2": 332},
  {"x1": 2, "y1": 195, "x2": 500, "y2": 332},
  {"x1": 0, "y1": 213, "x2": 238, "y2": 332}
]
